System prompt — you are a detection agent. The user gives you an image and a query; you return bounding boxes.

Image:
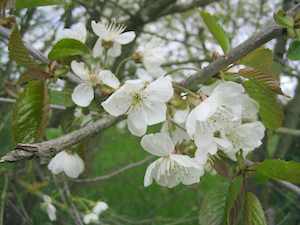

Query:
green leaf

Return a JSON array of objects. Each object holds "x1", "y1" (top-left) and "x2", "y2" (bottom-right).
[
  {"x1": 255, "y1": 159, "x2": 300, "y2": 184},
  {"x1": 46, "y1": 127, "x2": 63, "y2": 140},
  {"x1": 199, "y1": 174, "x2": 230, "y2": 225},
  {"x1": 13, "y1": 80, "x2": 49, "y2": 143},
  {"x1": 200, "y1": 11, "x2": 230, "y2": 53},
  {"x1": 244, "y1": 79, "x2": 283, "y2": 129},
  {"x1": 287, "y1": 40, "x2": 300, "y2": 61},
  {"x1": 273, "y1": 10, "x2": 294, "y2": 28},
  {"x1": 8, "y1": 26, "x2": 38, "y2": 67},
  {"x1": 49, "y1": 89, "x2": 74, "y2": 107},
  {"x1": 240, "y1": 48, "x2": 274, "y2": 74},
  {"x1": 48, "y1": 38, "x2": 90, "y2": 60},
  {"x1": 16, "y1": 0, "x2": 62, "y2": 9},
  {"x1": 225, "y1": 176, "x2": 244, "y2": 225},
  {"x1": 244, "y1": 192, "x2": 267, "y2": 225}
]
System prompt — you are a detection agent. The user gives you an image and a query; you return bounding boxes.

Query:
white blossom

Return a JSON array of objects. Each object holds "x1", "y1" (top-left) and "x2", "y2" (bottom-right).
[
  {"x1": 161, "y1": 122, "x2": 190, "y2": 145},
  {"x1": 136, "y1": 68, "x2": 154, "y2": 82},
  {"x1": 71, "y1": 61, "x2": 120, "y2": 107},
  {"x1": 92, "y1": 20, "x2": 135, "y2": 58},
  {"x1": 83, "y1": 201, "x2": 108, "y2": 224},
  {"x1": 221, "y1": 121, "x2": 265, "y2": 160},
  {"x1": 83, "y1": 213, "x2": 99, "y2": 224},
  {"x1": 141, "y1": 133, "x2": 204, "y2": 188},
  {"x1": 102, "y1": 76, "x2": 174, "y2": 136},
  {"x1": 48, "y1": 151, "x2": 85, "y2": 178},
  {"x1": 186, "y1": 81, "x2": 264, "y2": 163},
  {"x1": 42, "y1": 195, "x2": 56, "y2": 221},
  {"x1": 92, "y1": 201, "x2": 108, "y2": 215},
  {"x1": 134, "y1": 39, "x2": 165, "y2": 77},
  {"x1": 57, "y1": 23, "x2": 87, "y2": 43}
]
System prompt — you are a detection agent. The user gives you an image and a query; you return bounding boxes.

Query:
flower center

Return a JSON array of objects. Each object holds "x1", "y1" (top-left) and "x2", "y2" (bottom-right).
[
  {"x1": 132, "y1": 51, "x2": 143, "y2": 63},
  {"x1": 132, "y1": 93, "x2": 143, "y2": 106},
  {"x1": 89, "y1": 73, "x2": 99, "y2": 85},
  {"x1": 102, "y1": 40, "x2": 114, "y2": 49}
]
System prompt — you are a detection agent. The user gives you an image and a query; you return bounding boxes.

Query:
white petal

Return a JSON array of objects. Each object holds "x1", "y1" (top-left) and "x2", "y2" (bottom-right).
[
  {"x1": 143, "y1": 101, "x2": 167, "y2": 125},
  {"x1": 144, "y1": 160, "x2": 158, "y2": 187},
  {"x1": 71, "y1": 61, "x2": 89, "y2": 81},
  {"x1": 91, "y1": 21, "x2": 107, "y2": 37},
  {"x1": 241, "y1": 95, "x2": 259, "y2": 122},
  {"x1": 102, "y1": 95, "x2": 131, "y2": 116},
  {"x1": 47, "y1": 204, "x2": 57, "y2": 221},
  {"x1": 101, "y1": 80, "x2": 144, "y2": 116},
  {"x1": 171, "y1": 154, "x2": 200, "y2": 168},
  {"x1": 185, "y1": 102, "x2": 214, "y2": 137},
  {"x1": 194, "y1": 132, "x2": 218, "y2": 155},
  {"x1": 99, "y1": 70, "x2": 120, "y2": 89},
  {"x1": 143, "y1": 76, "x2": 173, "y2": 103},
  {"x1": 63, "y1": 153, "x2": 85, "y2": 178},
  {"x1": 93, "y1": 38, "x2": 104, "y2": 58},
  {"x1": 144, "y1": 62, "x2": 165, "y2": 78},
  {"x1": 57, "y1": 23, "x2": 87, "y2": 43},
  {"x1": 136, "y1": 68, "x2": 153, "y2": 82},
  {"x1": 115, "y1": 31, "x2": 136, "y2": 44},
  {"x1": 108, "y1": 43, "x2": 121, "y2": 57},
  {"x1": 141, "y1": 132, "x2": 174, "y2": 156},
  {"x1": 93, "y1": 201, "x2": 108, "y2": 215},
  {"x1": 83, "y1": 213, "x2": 98, "y2": 224},
  {"x1": 173, "y1": 108, "x2": 189, "y2": 124},
  {"x1": 72, "y1": 83, "x2": 94, "y2": 107},
  {"x1": 48, "y1": 151, "x2": 67, "y2": 175},
  {"x1": 235, "y1": 121, "x2": 265, "y2": 150},
  {"x1": 127, "y1": 106, "x2": 147, "y2": 136},
  {"x1": 181, "y1": 167, "x2": 204, "y2": 185},
  {"x1": 213, "y1": 137, "x2": 233, "y2": 149}
]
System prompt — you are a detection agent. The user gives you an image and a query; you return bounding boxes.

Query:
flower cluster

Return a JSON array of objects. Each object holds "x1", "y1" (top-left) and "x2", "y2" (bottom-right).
[
  {"x1": 83, "y1": 201, "x2": 108, "y2": 224},
  {"x1": 47, "y1": 20, "x2": 265, "y2": 190}
]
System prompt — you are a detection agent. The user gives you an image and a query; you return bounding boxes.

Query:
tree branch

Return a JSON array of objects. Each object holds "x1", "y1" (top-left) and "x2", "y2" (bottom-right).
[
  {"x1": 0, "y1": 116, "x2": 121, "y2": 163},
  {"x1": 184, "y1": 4, "x2": 300, "y2": 88}
]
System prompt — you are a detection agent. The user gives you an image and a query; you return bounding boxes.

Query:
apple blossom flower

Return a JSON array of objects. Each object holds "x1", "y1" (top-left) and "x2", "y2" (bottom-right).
[
  {"x1": 102, "y1": 76, "x2": 174, "y2": 136},
  {"x1": 136, "y1": 68, "x2": 154, "y2": 82},
  {"x1": 57, "y1": 23, "x2": 87, "y2": 43},
  {"x1": 42, "y1": 195, "x2": 56, "y2": 221},
  {"x1": 161, "y1": 122, "x2": 190, "y2": 145},
  {"x1": 133, "y1": 39, "x2": 165, "y2": 77},
  {"x1": 71, "y1": 60, "x2": 120, "y2": 107},
  {"x1": 141, "y1": 133, "x2": 204, "y2": 188},
  {"x1": 92, "y1": 20, "x2": 136, "y2": 58},
  {"x1": 186, "y1": 81, "x2": 250, "y2": 139},
  {"x1": 83, "y1": 213, "x2": 99, "y2": 224},
  {"x1": 186, "y1": 81, "x2": 264, "y2": 162},
  {"x1": 220, "y1": 121, "x2": 265, "y2": 160},
  {"x1": 83, "y1": 201, "x2": 108, "y2": 224},
  {"x1": 48, "y1": 150, "x2": 84, "y2": 178}
]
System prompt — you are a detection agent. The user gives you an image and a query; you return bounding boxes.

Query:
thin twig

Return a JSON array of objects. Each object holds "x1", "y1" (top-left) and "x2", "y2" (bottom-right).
[
  {"x1": 276, "y1": 127, "x2": 300, "y2": 136},
  {"x1": 74, "y1": 156, "x2": 154, "y2": 183},
  {"x1": 0, "y1": 175, "x2": 8, "y2": 225}
]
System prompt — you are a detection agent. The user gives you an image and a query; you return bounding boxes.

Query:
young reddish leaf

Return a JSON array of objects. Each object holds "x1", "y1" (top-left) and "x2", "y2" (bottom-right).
[{"x1": 239, "y1": 68, "x2": 283, "y2": 95}]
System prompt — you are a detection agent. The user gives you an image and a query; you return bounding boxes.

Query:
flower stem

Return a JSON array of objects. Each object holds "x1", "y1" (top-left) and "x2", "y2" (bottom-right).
[{"x1": 115, "y1": 57, "x2": 131, "y2": 77}]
